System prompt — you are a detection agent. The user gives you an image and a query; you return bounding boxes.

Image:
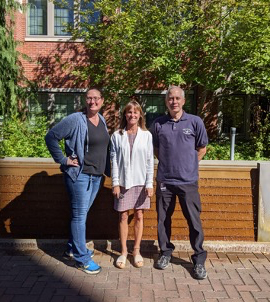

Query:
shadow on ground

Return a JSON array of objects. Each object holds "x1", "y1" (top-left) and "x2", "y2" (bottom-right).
[{"x1": 0, "y1": 242, "x2": 102, "y2": 302}]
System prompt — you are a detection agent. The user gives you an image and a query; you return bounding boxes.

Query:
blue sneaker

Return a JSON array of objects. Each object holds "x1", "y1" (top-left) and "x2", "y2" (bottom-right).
[
  {"x1": 75, "y1": 259, "x2": 101, "y2": 275},
  {"x1": 63, "y1": 249, "x2": 94, "y2": 260}
]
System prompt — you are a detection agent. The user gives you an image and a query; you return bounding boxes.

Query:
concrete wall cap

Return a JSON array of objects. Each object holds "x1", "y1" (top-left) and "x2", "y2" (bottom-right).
[{"x1": 1, "y1": 157, "x2": 267, "y2": 167}]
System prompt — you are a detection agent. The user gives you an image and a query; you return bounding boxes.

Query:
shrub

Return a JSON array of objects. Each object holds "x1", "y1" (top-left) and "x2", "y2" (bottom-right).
[
  {"x1": 0, "y1": 115, "x2": 269, "y2": 161},
  {"x1": 0, "y1": 115, "x2": 51, "y2": 157},
  {"x1": 203, "y1": 142, "x2": 230, "y2": 160},
  {"x1": 204, "y1": 140, "x2": 269, "y2": 161}
]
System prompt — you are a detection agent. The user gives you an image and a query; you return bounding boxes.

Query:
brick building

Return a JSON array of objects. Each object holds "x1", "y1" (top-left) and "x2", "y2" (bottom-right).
[{"x1": 14, "y1": 0, "x2": 253, "y2": 138}]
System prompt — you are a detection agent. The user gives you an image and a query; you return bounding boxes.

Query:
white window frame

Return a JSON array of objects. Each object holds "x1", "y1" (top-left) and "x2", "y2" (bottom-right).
[{"x1": 25, "y1": 0, "x2": 85, "y2": 42}]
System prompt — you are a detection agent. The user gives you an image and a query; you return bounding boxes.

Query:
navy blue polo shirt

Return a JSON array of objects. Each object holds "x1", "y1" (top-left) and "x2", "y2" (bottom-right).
[{"x1": 150, "y1": 112, "x2": 208, "y2": 185}]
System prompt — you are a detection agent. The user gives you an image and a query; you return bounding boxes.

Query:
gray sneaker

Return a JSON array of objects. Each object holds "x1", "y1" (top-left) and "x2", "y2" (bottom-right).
[
  {"x1": 155, "y1": 255, "x2": 171, "y2": 270},
  {"x1": 193, "y1": 264, "x2": 207, "y2": 280}
]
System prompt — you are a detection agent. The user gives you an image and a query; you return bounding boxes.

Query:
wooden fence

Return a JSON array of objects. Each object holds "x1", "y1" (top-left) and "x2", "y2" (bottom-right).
[{"x1": 0, "y1": 158, "x2": 258, "y2": 241}]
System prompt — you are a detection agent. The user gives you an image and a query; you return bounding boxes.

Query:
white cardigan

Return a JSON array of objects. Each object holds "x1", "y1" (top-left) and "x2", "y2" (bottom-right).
[{"x1": 110, "y1": 127, "x2": 154, "y2": 189}]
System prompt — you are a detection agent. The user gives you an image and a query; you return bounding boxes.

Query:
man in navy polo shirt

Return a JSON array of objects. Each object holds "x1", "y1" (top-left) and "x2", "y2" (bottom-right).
[{"x1": 150, "y1": 86, "x2": 208, "y2": 280}]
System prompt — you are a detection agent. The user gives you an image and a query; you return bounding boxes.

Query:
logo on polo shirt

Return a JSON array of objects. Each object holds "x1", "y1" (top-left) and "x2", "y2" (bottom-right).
[{"x1": 183, "y1": 128, "x2": 193, "y2": 135}]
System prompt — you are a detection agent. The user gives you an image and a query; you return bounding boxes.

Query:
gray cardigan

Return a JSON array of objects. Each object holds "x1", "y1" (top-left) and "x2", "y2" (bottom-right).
[{"x1": 45, "y1": 112, "x2": 110, "y2": 182}]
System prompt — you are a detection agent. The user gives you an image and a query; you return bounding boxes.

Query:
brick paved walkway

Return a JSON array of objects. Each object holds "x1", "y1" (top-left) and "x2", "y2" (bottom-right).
[{"x1": 1, "y1": 247, "x2": 270, "y2": 302}]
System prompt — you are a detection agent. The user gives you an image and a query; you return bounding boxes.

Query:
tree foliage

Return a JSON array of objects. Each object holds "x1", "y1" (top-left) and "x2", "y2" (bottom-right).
[
  {"x1": 68, "y1": 0, "x2": 269, "y2": 101},
  {"x1": 0, "y1": 0, "x2": 30, "y2": 117}
]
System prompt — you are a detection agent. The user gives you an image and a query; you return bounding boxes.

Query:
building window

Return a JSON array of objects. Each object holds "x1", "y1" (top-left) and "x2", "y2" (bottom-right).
[
  {"x1": 29, "y1": 92, "x2": 85, "y2": 125},
  {"x1": 30, "y1": 90, "x2": 196, "y2": 129},
  {"x1": 28, "y1": 0, "x2": 47, "y2": 35},
  {"x1": 120, "y1": 91, "x2": 196, "y2": 128},
  {"x1": 80, "y1": 0, "x2": 100, "y2": 25},
  {"x1": 54, "y1": 0, "x2": 74, "y2": 36},
  {"x1": 27, "y1": 0, "x2": 100, "y2": 37},
  {"x1": 138, "y1": 94, "x2": 166, "y2": 128},
  {"x1": 218, "y1": 94, "x2": 249, "y2": 136}
]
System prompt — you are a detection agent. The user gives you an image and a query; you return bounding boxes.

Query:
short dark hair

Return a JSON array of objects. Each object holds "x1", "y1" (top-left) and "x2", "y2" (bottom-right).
[{"x1": 86, "y1": 87, "x2": 104, "y2": 98}]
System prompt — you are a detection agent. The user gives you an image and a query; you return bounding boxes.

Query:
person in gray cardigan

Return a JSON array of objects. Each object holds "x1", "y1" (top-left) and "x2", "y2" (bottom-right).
[{"x1": 45, "y1": 88, "x2": 110, "y2": 275}]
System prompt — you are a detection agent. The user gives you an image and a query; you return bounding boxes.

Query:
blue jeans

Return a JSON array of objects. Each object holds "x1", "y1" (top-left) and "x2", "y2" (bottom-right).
[{"x1": 64, "y1": 173, "x2": 102, "y2": 265}]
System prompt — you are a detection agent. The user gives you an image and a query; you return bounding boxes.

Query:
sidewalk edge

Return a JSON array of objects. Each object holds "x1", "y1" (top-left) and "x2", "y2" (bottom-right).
[{"x1": 0, "y1": 239, "x2": 270, "y2": 253}]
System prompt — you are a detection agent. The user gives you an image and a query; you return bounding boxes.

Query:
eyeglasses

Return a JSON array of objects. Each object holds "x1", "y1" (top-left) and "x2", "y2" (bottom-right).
[{"x1": 86, "y1": 97, "x2": 101, "y2": 102}]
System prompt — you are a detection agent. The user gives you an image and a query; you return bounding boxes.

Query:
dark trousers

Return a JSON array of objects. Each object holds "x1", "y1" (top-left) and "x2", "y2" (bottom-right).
[{"x1": 156, "y1": 182, "x2": 207, "y2": 265}]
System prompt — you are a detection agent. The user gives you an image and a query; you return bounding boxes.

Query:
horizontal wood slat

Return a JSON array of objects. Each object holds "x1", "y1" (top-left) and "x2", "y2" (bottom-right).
[
  {"x1": 199, "y1": 178, "x2": 253, "y2": 187},
  {"x1": 200, "y1": 195, "x2": 253, "y2": 203},
  {"x1": 199, "y1": 187, "x2": 252, "y2": 195},
  {"x1": 143, "y1": 218, "x2": 255, "y2": 229},
  {"x1": 0, "y1": 160, "x2": 258, "y2": 241}
]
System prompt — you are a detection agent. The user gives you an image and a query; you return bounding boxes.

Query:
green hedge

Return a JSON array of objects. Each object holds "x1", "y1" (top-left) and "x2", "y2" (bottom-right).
[
  {"x1": 0, "y1": 116, "x2": 269, "y2": 160},
  {"x1": 204, "y1": 140, "x2": 268, "y2": 161},
  {"x1": 0, "y1": 116, "x2": 51, "y2": 158}
]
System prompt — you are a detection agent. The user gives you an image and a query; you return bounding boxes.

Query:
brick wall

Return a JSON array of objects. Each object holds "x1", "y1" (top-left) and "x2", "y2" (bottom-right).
[
  {"x1": 18, "y1": 40, "x2": 90, "y2": 88},
  {"x1": 13, "y1": 2, "x2": 90, "y2": 88},
  {"x1": 0, "y1": 159, "x2": 258, "y2": 241}
]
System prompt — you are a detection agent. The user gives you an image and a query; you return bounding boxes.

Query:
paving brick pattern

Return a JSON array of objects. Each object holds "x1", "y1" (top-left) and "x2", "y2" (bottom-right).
[{"x1": 0, "y1": 248, "x2": 270, "y2": 302}]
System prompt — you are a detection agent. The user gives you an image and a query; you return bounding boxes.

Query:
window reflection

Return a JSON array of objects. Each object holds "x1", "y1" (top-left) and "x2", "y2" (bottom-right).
[
  {"x1": 54, "y1": 0, "x2": 74, "y2": 36},
  {"x1": 28, "y1": 0, "x2": 47, "y2": 35}
]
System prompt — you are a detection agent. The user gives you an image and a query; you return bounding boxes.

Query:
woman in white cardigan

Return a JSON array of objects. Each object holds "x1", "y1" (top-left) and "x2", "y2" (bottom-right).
[{"x1": 110, "y1": 100, "x2": 154, "y2": 269}]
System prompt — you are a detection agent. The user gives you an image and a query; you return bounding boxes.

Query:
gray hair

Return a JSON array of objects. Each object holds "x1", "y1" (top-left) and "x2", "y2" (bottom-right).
[{"x1": 165, "y1": 86, "x2": 185, "y2": 100}]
